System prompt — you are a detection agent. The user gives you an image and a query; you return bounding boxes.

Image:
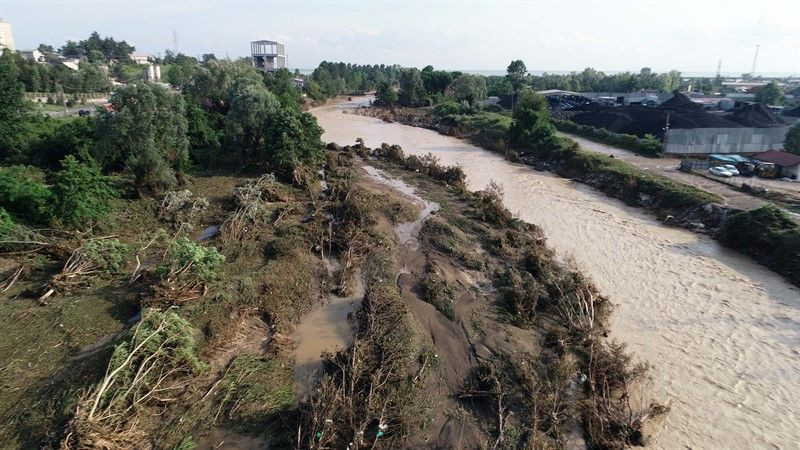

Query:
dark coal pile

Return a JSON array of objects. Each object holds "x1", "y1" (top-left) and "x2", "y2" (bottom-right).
[
  {"x1": 660, "y1": 93, "x2": 704, "y2": 111},
  {"x1": 561, "y1": 93, "x2": 787, "y2": 139},
  {"x1": 729, "y1": 103, "x2": 787, "y2": 127}
]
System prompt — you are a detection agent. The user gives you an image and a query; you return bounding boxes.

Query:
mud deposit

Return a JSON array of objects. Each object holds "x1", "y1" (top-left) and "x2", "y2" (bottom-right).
[
  {"x1": 312, "y1": 97, "x2": 800, "y2": 449},
  {"x1": 292, "y1": 265, "x2": 364, "y2": 397}
]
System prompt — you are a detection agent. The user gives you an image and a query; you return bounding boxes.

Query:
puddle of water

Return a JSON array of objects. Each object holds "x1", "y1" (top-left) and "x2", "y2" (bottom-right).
[
  {"x1": 196, "y1": 225, "x2": 220, "y2": 241},
  {"x1": 362, "y1": 165, "x2": 440, "y2": 249},
  {"x1": 292, "y1": 267, "x2": 364, "y2": 398}
]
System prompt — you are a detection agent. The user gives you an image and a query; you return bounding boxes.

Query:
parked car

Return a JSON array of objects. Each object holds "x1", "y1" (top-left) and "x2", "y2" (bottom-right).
[
  {"x1": 709, "y1": 166, "x2": 733, "y2": 177},
  {"x1": 722, "y1": 164, "x2": 740, "y2": 176}
]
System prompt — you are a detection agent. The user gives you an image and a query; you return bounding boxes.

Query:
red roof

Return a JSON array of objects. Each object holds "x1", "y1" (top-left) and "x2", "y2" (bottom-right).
[{"x1": 753, "y1": 150, "x2": 800, "y2": 167}]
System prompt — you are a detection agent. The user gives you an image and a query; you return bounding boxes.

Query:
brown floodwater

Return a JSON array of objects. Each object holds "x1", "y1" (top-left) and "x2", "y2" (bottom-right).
[{"x1": 311, "y1": 97, "x2": 800, "y2": 449}]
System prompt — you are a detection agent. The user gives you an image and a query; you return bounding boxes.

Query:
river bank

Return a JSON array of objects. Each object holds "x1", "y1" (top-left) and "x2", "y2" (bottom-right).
[
  {"x1": 352, "y1": 101, "x2": 800, "y2": 287},
  {"x1": 311, "y1": 97, "x2": 800, "y2": 449}
]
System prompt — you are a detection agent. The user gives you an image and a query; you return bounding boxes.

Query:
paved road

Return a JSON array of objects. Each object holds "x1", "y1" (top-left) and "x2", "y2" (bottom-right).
[{"x1": 561, "y1": 132, "x2": 800, "y2": 211}]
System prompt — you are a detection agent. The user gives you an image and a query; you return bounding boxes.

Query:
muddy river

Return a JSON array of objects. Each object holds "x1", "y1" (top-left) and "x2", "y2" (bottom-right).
[{"x1": 311, "y1": 98, "x2": 800, "y2": 449}]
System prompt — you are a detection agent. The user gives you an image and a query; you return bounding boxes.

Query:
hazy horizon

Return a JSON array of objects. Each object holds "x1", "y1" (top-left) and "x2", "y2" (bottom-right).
[{"x1": 2, "y1": 0, "x2": 798, "y2": 76}]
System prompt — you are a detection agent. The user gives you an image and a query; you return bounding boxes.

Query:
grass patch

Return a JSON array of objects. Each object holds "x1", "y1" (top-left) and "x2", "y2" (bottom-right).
[
  {"x1": 719, "y1": 204, "x2": 800, "y2": 285},
  {"x1": 420, "y1": 217, "x2": 483, "y2": 270}
]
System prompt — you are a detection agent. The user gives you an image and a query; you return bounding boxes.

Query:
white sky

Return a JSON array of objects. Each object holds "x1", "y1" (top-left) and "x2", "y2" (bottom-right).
[{"x1": 2, "y1": 0, "x2": 798, "y2": 75}]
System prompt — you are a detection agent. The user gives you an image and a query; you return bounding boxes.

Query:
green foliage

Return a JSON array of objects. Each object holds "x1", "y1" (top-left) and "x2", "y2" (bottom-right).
[
  {"x1": 310, "y1": 61, "x2": 400, "y2": 100},
  {"x1": 59, "y1": 31, "x2": 135, "y2": 61},
  {"x1": 754, "y1": 81, "x2": 783, "y2": 106},
  {"x1": 0, "y1": 165, "x2": 53, "y2": 224},
  {"x1": 161, "y1": 238, "x2": 225, "y2": 282},
  {"x1": 263, "y1": 110, "x2": 324, "y2": 179},
  {"x1": 506, "y1": 59, "x2": 527, "y2": 92},
  {"x1": 551, "y1": 118, "x2": 663, "y2": 157},
  {"x1": 217, "y1": 353, "x2": 295, "y2": 431},
  {"x1": 49, "y1": 155, "x2": 117, "y2": 228},
  {"x1": 421, "y1": 66, "x2": 453, "y2": 95},
  {"x1": 184, "y1": 59, "x2": 262, "y2": 106},
  {"x1": 185, "y1": 103, "x2": 223, "y2": 155},
  {"x1": 95, "y1": 82, "x2": 189, "y2": 192},
  {"x1": 398, "y1": 69, "x2": 428, "y2": 107},
  {"x1": 263, "y1": 68, "x2": 303, "y2": 112},
  {"x1": 449, "y1": 74, "x2": 488, "y2": 105},
  {"x1": 82, "y1": 238, "x2": 129, "y2": 274},
  {"x1": 784, "y1": 122, "x2": 800, "y2": 155},
  {"x1": 0, "y1": 207, "x2": 13, "y2": 235},
  {"x1": 719, "y1": 205, "x2": 799, "y2": 285},
  {"x1": 509, "y1": 90, "x2": 559, "y2": 152},
  {"x1": 28, "y1": 116, "x2": 96, "y2": 168},
  {"x1": 0, "y1": 50, "x2": 29, "y2": 155},
  {"x1": 374, "y1": 81, "x2": 398, "y2": 107},
  {"x1": 225, "y1": 79, "x2": 281, "y2": 158}
]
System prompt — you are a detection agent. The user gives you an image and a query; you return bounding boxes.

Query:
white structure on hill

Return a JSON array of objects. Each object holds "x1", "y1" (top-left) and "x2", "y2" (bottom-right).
[
  {"x1": 251, "y1": 40, "x2": 286, "y2": 72},
  {"x1": 0, "y1": 20, "x2": 15, "y2": 52},
  {"x1": 20, "y1": 49, "x2": 45, "y2": 62},
  {"x1": 130, "y1": 51, "x2": 154, "y2": 64}
]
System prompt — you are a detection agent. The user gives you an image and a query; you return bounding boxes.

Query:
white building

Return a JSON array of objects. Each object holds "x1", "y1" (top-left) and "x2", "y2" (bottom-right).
[
  {"x1": 19, "y1": 49, "x2": 45, "y2": 62},
  {"x1": 129, "y1": 51, "x2": 154, "y2": 64},
  {"x1": 0, "y1": 21, "x2": 15, "y2": 52},
  {"x1": 251, "y1": 40, "x2": 286, "y2": 72}
]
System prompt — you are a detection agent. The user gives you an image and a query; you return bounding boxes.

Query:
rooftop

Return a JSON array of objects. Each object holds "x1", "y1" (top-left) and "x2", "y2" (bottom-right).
[{"x1": 753, "y1": 150, "x2": 800, "y2": 167}]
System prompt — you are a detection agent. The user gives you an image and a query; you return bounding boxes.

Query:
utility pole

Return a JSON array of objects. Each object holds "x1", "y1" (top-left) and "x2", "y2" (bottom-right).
[
  {"x1": 750, "y1": 44, "x2": 760, "y2": 77},
  {"x1": 716, "y1": 59, "x2": 722, "y2": 78},
  {"x1": 172, "y1": 29, "x2": 179, "y2": 53}
]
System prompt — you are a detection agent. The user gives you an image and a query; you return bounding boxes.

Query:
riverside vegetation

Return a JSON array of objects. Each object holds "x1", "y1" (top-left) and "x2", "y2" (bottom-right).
[
  {"x1": 0, "y1": 46, "x2": 666, "y2": 447},
  {"x1": 350, "y1": 60, "x2": 799, "y2": 287}
]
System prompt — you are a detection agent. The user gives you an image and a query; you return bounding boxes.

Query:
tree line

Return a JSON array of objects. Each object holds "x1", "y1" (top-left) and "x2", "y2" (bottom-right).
[{"x1": 0, "y1": 51, "x2": 324, "y2": 232}]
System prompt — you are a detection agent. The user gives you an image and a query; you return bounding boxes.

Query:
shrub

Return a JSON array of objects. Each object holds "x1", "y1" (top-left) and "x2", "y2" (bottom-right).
[
  {"x1": 50, "y1": 155, "x2": 117, "y2": 228},
  {"x1": 0, "y1": 165, "x2": 53, "y2": 224},
  {"x1": 160, "y1": 238, "x2": 225, "y2": 282},
  {"x1": 718, "y1": 205, "x2": 800, "y2": 285},
  {"x1": 0, "y1": 207, "x2": 13, "y2": 235}
]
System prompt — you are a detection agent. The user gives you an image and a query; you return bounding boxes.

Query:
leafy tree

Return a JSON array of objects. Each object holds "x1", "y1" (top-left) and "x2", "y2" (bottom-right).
[
  {"x1": 225, "y1": 79, "x2": 281, "y2": 161},
  {"x1": 0, "y1": 165, "x2": 53, "y2": 224},
  {"x1": 60, "y1": 31, "x2": 135, "y2": 61},
  {"x1": 50, "y1": 155, "x2": 117, "y2": 228},
  {"x1": 421, "y1": 68, "x2": 453, "y2": 95},
  {"x1": 0, "y1": 50, "x2": 28, "y2": 156},
  {"x1": 263, "y1": 110, "x2": 324, "y2": 180},
  {"x1": 374, "y1": 81, "x2": 398, "y2": 107},
  {"x1": 30, "y1": 115, "x2": 95, "y2": 169},
  {"x1": 398, "y1": 69, "x2": 427, "y2": 107},
  {"x1": 184, "y1": 59, "x2": 262, "y2": 106},
  {"x1": 509, "y1": 90, "x2": 559, "y2": 152},
  {"x1": 263, "y1": 68, "x2": 302, "y2": 112},
  {"x1": 755, "y1": 81, "x2": 783, "y2": 106},
  {"x1": 785, "y1": 122, "x2": 800, "y2": 155},
  {"x1": 506, "y1": 60, "x2": 527, "y2": 92},
  {"x1": 449, "y1": 74, "x2": 488, "y2": 105},
  {"x1": 95, "y1": 83, "x2": 189, "y2": 193}
]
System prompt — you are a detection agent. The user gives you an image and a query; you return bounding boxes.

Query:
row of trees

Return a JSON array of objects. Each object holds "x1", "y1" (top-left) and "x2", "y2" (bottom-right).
[
  {"x1": 0, "y1": 50, "x2": 325, "y2": 229},
  {"x1": 6, "y1": 50, "x2": 112, "y2": 93},
  {"x1": 375, "y1": 65, "x2": 489, "y2": 108}
]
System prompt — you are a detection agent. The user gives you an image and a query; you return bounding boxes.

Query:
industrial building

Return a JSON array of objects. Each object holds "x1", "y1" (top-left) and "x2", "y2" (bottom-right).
[
  {"x1": 0, "y1": 20, "x2": 15, "y2": 52},
  {"x1": 251, "y1": 40, "x2": 286, "y2": 72},
  {"x1": 753, "y1": 150, "x2": 800, "y2": 180},
  {"x1": 550, "y1": 93, "x2": 790, "y2": 155}
]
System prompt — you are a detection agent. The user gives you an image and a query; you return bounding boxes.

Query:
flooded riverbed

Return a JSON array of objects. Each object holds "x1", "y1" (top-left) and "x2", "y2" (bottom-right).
[{"x1": 312, "y1": 98, "x2": 800, "y2": 449}]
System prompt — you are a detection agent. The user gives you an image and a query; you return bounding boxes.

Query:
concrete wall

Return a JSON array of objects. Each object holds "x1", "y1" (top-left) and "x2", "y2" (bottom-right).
[{"x1": 664, "y1": 127, "x2": 789, "y2": 155}]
